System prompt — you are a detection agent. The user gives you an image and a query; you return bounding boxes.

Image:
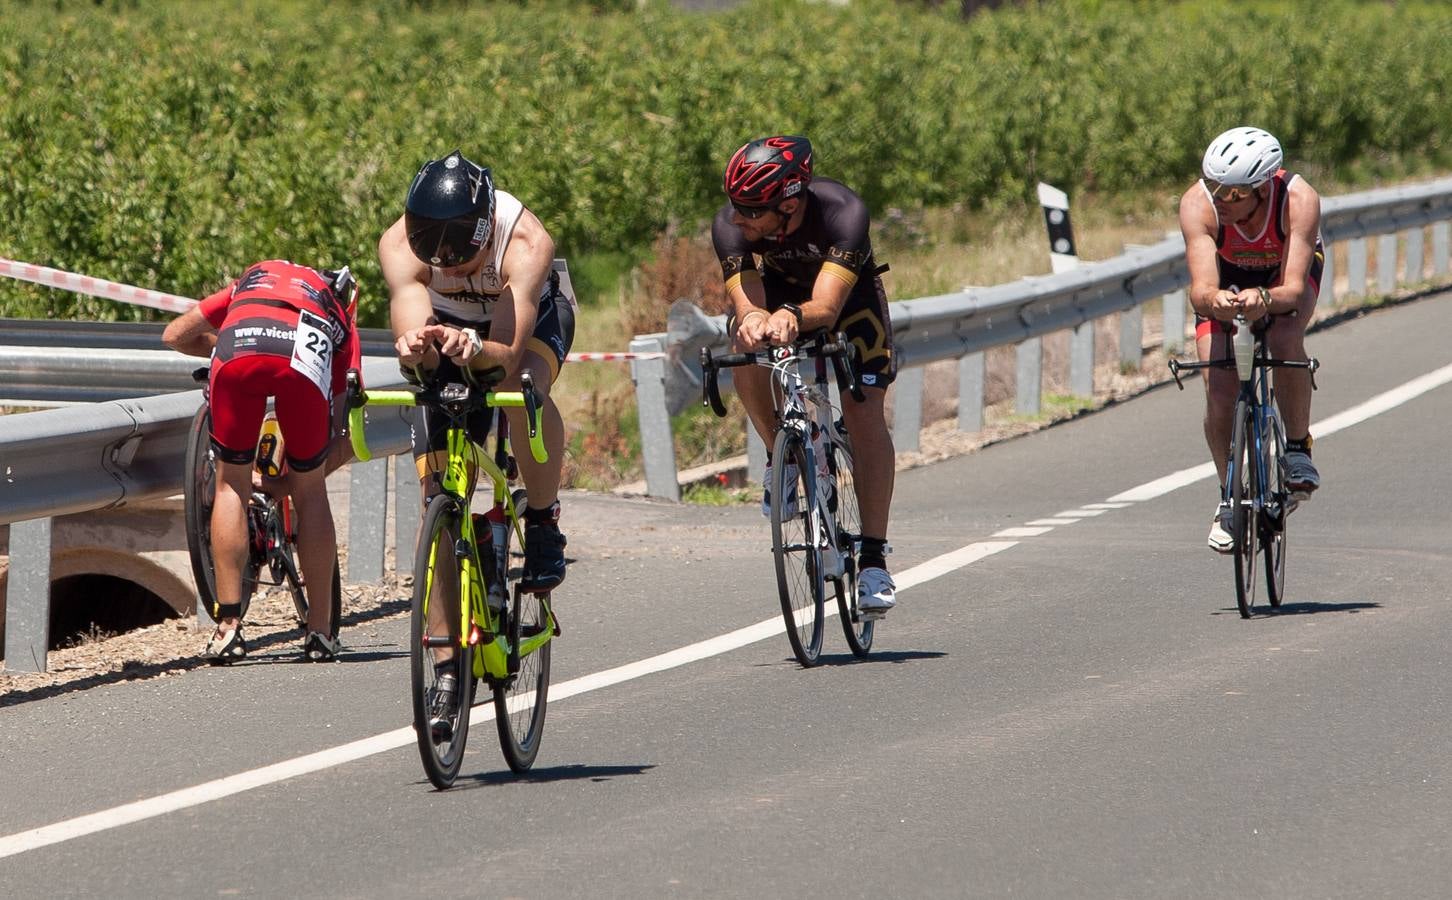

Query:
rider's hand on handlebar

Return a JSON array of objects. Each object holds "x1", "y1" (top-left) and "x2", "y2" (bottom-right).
[
  {"x1": 734, "y1": 309, "x2": 772, "y2": 352},
  {"x1": 1208, "y1": 289, "x2": 1244, "y2": 322},
  {"x1": 1234, "y1": 286, "x2": 1270, "y2": 321},
  {"x1": 396, "y1": 323, "x2": 446, "y2": 367},
  {"x1": 765, "y1": 308, "x2": 800, "y2": 347}
]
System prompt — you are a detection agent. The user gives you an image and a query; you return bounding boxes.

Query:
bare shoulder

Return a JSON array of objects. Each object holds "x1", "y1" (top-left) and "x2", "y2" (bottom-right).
[
  {"x1": 503, "y1": 206, "x2": 556, "y2": 276},
  {"x1": 377, "y1": 215, "x2": 427, "y2": 289},
  {"x1": 1177, "y1": 182, "x2": 1215, "y2": 235},
  {"x1": 1286, "y1": 176, "x2": 1322, "y2": 224}
]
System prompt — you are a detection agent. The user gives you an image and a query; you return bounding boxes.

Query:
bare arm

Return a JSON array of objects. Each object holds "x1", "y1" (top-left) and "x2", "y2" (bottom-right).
[
  {"x1": 473, "y1": 208, "x2": 553, "y2": 374},
  {"x1": 1179, "y1": 184, "x2": 1241, "y2": 322},
  {"x1": 379, "y1": 216, "x2": 444, "y2": 370},
  {"x1": 161, "y1": 306, "x2": 217, "y2": 358},
  {"x1": 1271, "y1": 179, "x2": 1323, "y2": 312},
  {"x1": 728, "y1": 271, "x2": 772, "y2": 351}
]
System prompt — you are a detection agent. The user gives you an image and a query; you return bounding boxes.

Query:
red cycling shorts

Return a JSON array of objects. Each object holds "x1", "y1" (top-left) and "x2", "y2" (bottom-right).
[{"x1": 208, "y1": 354, "x2": 331, "y2": 471}]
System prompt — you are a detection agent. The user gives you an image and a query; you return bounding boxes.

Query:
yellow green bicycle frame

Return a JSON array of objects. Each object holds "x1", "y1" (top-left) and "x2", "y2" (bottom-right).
[{"x1": 348, "y1": 387, "x2": 553, "y2": 681}]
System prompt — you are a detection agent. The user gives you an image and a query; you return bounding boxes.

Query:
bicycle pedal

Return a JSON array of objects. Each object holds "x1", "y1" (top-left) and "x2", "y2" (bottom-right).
[{"x1": 858, "y1": 609, "x2": 887, "y2": 622}]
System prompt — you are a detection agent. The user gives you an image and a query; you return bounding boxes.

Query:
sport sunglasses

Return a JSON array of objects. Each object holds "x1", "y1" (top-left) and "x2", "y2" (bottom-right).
[{"x1": 1203, "y1": 179, "x2": 1255, "y2": 203}]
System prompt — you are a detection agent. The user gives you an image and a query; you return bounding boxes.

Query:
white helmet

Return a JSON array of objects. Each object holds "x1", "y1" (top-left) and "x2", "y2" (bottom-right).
[{"x1": 1201, "y1": 126, "x2": 1283, "y2": 187}]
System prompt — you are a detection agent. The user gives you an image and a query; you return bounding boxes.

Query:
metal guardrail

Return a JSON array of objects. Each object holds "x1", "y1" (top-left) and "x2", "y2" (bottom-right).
[
  {"x1": 3, "y1": 177, "x2": 1452, "y2": 667},
  {"x1": 0, "y1": 321, "x2": 398, "y2": 404},
  {"x1": 626, "y1": 177, "x2": 1452, "y2": 498}
]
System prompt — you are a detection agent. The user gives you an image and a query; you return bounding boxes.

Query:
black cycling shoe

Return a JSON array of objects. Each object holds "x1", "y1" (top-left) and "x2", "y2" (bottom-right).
[
  {"x1": 518, "y1": 522, "x2": 567, "y2": 592},
  {"x1": 428, "y1": 671, "x2": 459, "y2": 743}
]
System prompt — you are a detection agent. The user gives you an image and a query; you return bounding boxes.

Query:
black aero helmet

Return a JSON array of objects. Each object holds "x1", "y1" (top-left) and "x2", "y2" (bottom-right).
[
  {"x1": 723, "y1": 135, "x2": 813, "y2": 208},
  {"x1": 404, "y1": 150, "x2": 496, "y2": 267}
]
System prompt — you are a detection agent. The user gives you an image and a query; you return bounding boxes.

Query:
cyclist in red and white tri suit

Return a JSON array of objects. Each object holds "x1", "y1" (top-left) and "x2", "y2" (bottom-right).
[
  {"x1": 1178, "y1": 126, "x2": 1324, "y2": 552},
  {"x1": 164, "y1": 260, "x2": 360, "y2": 660}
]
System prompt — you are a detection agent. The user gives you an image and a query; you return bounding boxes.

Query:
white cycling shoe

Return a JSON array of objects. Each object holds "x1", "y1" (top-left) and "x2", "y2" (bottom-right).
[
  {"x1": 857, "y1": 567, "x2": 897, "y2": 615},
  {"x1": 1207, "y1": 502, "x2": 1234, "y2": 554},
  {"x1": 760, "y1": 462, "x2": 799, "y2": 518},
  {"x1": 1284, "y1": 450, "x2": 1320, "y2": 498}
]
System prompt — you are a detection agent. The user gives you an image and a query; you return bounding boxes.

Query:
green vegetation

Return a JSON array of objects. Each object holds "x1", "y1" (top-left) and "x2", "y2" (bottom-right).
[{"x1": 4, "y1": 0, "x2": 1452, "y2": 323}]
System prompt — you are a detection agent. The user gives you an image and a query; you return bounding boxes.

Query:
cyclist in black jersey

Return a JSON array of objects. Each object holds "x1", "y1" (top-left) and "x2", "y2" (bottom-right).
[{"x1": 711, "y1": 135, "x2": 899, "y2": 614}]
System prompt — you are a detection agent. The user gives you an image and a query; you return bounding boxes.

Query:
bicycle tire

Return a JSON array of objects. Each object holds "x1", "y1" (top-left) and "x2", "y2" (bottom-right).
[
  {"x1": 771, "y1": 428, "x2": 825, "y2": 666},
  {"x1": 494, "y1": 587, "x2": 551, "y2": 773},
  {"x1": 1231, "y1": 401, "x2": 1260, "y2": 619},
  {"x1": 183, "y1": 405, "x2": 221, "y2": 619},
  {"x1": 411, "y1": 495, "x2": 476, "y2": 789},
  {"x1": 1263, "y1": 405, "x2": 1288, "y2": 607},
  {"x1": 828, "y1": 434, "x2": 873, "y2": 657}
]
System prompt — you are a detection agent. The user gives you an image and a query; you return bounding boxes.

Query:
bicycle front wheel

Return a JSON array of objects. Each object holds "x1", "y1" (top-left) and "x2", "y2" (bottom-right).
[
  {"x1": 183, "y1": 405, "x2": 222, "y2": 619},
  {"x1": 771, "y1": 429, "x2": 825, "y2": 666},
  {"x1": 1263, "y1": 406, "x2": 1288, "y2": 607},
  {"x1": 828, "y1": 434, "x2": 872, "y2": 658},
  {"x1": 494, "y1": 588, "x2": 551, "y2": 773},
  {"x1": 411, "y1": 495, "x2": 476, "y2": 789},
  {"x1": 1230, "y1": 401, "x2": 1260, "y2": 619}
]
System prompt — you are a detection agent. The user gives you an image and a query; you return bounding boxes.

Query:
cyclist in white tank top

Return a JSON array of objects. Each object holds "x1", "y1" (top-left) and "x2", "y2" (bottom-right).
[{"x1": 379, "y1": 150, "x2": 573, "y2": 596}]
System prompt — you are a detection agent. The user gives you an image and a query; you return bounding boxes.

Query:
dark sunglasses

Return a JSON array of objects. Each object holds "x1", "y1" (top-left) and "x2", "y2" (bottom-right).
[
  {"x1": 732, "y1": 202, "x2": 775, "y2": 220},
  {"x1": 1203, "y1": 179, "x2": 1255, "y2": 203}
]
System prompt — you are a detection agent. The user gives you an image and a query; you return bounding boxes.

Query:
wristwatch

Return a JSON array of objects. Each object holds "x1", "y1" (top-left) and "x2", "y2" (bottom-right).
[{"x1": 780, "y1": 303, "x2": 804, "y2": 326}]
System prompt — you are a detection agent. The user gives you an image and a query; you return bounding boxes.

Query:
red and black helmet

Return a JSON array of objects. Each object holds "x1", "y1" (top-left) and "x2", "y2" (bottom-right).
[{"x1": 723, "y1": 135, "x2": 813, "y2": 209}]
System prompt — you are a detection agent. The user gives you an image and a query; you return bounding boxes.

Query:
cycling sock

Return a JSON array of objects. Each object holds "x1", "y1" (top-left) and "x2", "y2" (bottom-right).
[
  {"x1": 524, "y1": 501, "x2": 561, "y2": 526},
  {"x1": 859, "y1": 537, "x2": 889, "y2": 572},
  {"x1": 1287, "y1": 437, "x2": 1312, "y2": 456}
]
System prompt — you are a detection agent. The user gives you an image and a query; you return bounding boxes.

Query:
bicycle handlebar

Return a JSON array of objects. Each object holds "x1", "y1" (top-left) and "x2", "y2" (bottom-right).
[
  {"x1": 700, "y1": 331, "x2": 864, "y2": 417},
  {"x1": 1167, "y1": 355, "x2": 1320, "y2": 390},
  {"x1": 344, "y1": 367, "x2": 548, "y2": 464}
]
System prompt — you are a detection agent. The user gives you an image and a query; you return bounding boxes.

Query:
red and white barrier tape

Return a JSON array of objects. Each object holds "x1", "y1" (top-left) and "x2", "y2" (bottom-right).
[
  {"x1": 0, "y1": 256, "x2": 196, "y2": 314},
  {"x1": 0, "y1": 256, "x2": 666, "y2": 361}
]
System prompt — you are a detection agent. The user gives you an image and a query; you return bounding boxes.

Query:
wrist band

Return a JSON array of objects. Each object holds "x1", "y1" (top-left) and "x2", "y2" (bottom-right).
[
  {"x1": 1257, "y1": 286, "x2": 1270, "y2": 304},
  {"x1": 460, "y1": 327, "x2": 484, "y2": 361},
  {"x1": 780, "y1": 303, "x2": 804, "y2": 326},
  {"x1": 742, "y1": 309, "x2": 769, "y2": 325}
]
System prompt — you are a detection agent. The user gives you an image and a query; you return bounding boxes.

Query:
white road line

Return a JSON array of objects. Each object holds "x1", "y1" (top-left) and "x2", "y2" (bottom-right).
[
  {"x1": 1026, "y1": 518, "x2": 1079, "y2": 526},
  {"x1": 993, "y1": 527, "x2": 1055, "y2": 538},
  {"x1": 0, "y1": 541, "x2": 1017, "y2": 860},
  {"x1": 1107, "y1": 361, "x2": 1452, "y2": 504},
  {"x1": 7, "y1": 360, "x2": 1451, "y2": 860}
]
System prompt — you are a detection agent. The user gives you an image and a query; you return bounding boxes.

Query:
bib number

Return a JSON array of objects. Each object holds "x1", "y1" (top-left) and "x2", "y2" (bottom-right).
[{"x1": 291, "y1": 310, "x2": 334, "y2": 398}]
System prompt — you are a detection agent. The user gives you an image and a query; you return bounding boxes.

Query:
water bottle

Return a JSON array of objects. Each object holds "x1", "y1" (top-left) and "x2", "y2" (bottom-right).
[
  {"x1": 1233, "y1": 315, "x2": 1254, "y2": 381},
  {"x1": 486, "y1": 507, "x2": 509, "y2": 612},
  {"x1": 254, "y1": 410, "x2": 287, "y2": 478}
]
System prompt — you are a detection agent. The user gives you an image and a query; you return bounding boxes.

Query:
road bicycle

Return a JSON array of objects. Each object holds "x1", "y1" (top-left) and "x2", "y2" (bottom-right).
[
  {"x1": 183, "y1": 368, "x2": 341, "y2": 637},
  {"x1": 1169, "y1": 314, "x2": 1319, "y2": 618},
  {"x1": 346, "y1": 364, "x2": 556, "y2": 788},
  {"x1": 701, "y1": 331, "x2": 873, "y2": 667}
]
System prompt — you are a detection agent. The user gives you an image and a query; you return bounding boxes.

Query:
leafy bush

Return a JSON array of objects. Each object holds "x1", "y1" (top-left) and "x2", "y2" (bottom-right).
[{"x1": 3, "y1": 0, "x2": 1452, "y2": 323}]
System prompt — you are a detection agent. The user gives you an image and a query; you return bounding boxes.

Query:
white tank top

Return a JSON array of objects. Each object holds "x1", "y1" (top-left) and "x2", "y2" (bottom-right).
[{"x1": 423, "y1": 190, "x2": 526, "y2": 325}]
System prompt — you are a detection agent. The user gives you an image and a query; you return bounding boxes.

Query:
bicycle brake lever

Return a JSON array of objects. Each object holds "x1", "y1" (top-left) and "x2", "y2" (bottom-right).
[
  {"x1": 519, "y1": 371, "x2": 540, "y2": 439},
  {"x1": 1309, "y1": 358, "x2": 1319, "y2": 390},
  {"x1": 700, "y1": 347, "x2": 728, "y2": 417}
]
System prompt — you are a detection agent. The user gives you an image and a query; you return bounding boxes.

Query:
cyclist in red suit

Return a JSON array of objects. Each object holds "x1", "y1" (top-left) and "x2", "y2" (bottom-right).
[
  {"x1": 1179, "y1": 127, "x2": 1324, "y2": 552},
  {"x1": 164, "y1": 260, "x2": 361, "y2": 661}
]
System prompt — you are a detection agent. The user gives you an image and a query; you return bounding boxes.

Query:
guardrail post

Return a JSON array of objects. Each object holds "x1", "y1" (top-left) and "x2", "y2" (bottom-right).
[
  {"x1": 1433, "y1": 222, "x2": 1450, "y2": 276},
  {"x1": 1346, "y1": 238, "x2": 1368, "y2": 298},
  {"x1": 629, "y1": 335, "x2": 680, "y2": 502},
  {"x1": 892, "y1": 366, "x2": 924, "y2": 452},
  {"x1": 1404, "y1": 227, "x2": 1424, "y2": 285},
  {"x1": 1118, "y1": 306, "x2": 1142, "y2": 370},
  {"x1": 4, "y1": 518, "x2": 52, "y2": 673},
  {"x1": 394, "y1": 454, "x2": 418, "y2": 573},
  {"x1": 1015, "y1": 338, "x2": 1042, "y2": 416},
  {"x1": 348, "y1": 458, "x2": 388, "y2": 583},
  {"x1": 1377, "y1": 233, "x2": 1398, "y2": 295},
  {"x1": 1319, "y1": 241, "x2": 1336, "y2": 308},
  {"x1": 957, "y1": 351, "x2": 984, "y2": 432},
  {"x1": 1069, "y1": 324, "x2": 1093, "y2": 398},
  {"x1": 1163, "y1": 289, "x2": 1188, "y2": 355}
]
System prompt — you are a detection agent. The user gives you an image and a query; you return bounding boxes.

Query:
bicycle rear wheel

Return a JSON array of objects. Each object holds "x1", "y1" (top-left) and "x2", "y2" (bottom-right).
[
  {"x1": 771, "y1": 429, "x2": 824, "y2": 666},
  {"x1": 183, "y1": 405, "x2": 224, "y2": 619},
  {"x1": 494, "y1": 587, "x2": 551, "y2": 773},
  {"x1": 1230, "y1": 402, "x2": 1260, "y2": 619},
  {"x1": 411, "y1": 495, "x2": 476, "y2": 789},
  {"x1": 828, "y1": 434, "x2": 872, "y2": 657},
  {"x1": 1263, "y1": 406, "x2": 1288, "y2": 607},
  {"x1": 269, "y1": 497, "x2": 343, "y2": 633}
]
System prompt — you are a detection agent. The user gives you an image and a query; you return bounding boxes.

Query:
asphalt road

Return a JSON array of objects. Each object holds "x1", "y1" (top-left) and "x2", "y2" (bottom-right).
[{"x1": 3, "y1": 290, "x2": 1451, "y2": 899}]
